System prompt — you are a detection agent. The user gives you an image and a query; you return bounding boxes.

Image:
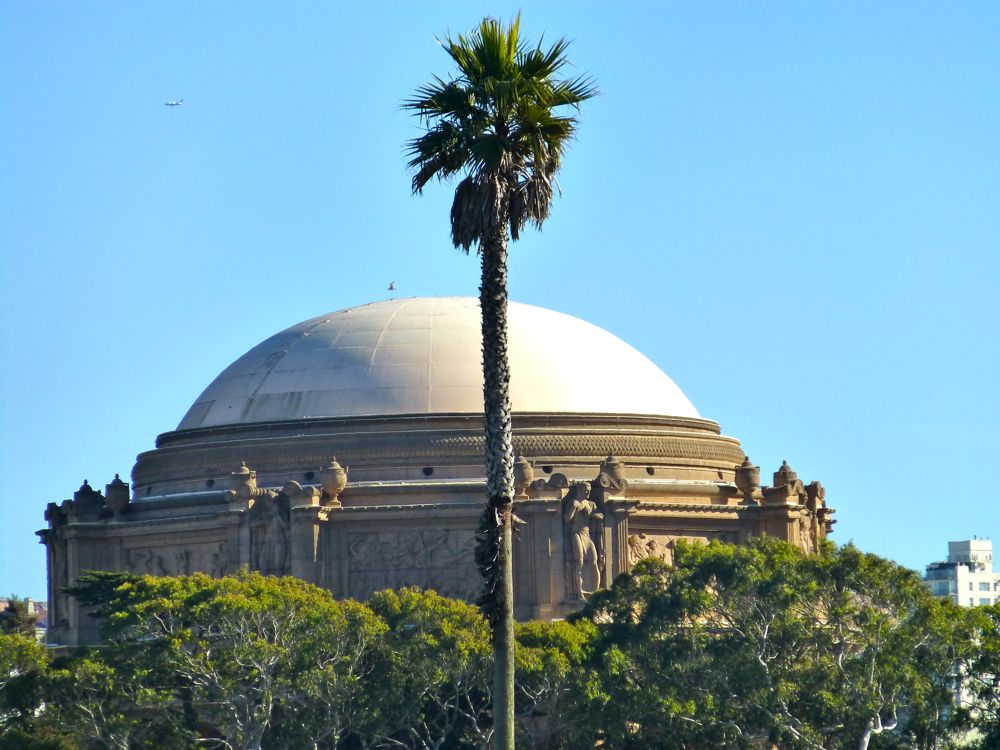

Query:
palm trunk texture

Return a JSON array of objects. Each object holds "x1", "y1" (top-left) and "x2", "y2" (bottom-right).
[{"x1": 478, "y1": 230, "x2": 516, "y2": 750}]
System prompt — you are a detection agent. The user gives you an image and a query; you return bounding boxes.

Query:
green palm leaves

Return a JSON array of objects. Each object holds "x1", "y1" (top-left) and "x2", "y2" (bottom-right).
[{"x1": 405, "y1": 16, "x2": 597, "y2": 252}]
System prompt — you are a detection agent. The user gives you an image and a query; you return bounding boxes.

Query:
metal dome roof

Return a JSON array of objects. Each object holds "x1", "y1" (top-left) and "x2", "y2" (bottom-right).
[{"x1": 177, "y1": 297, "x2": 699, "y2": 429}]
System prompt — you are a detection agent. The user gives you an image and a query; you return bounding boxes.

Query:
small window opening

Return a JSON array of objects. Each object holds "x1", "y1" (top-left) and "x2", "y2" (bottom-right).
[
  {"x1": 206, "y1": 479, "x2": 215, "y2": 488},
  {"x1": 646, "y1": 467, "x2": 655, "y2": 476},
  {"x1": 542, "y1": 465, "x2": 553, "y2": 474},
  {"x1": 423, "y1": 467, "x2": 434, "y2": 477},
  {"x1": 304, "y1": 471, "x2": 315, "y2": 481}
]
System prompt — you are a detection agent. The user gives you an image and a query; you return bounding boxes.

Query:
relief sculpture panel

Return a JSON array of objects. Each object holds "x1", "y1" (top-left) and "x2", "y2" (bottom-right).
[
  {"x1": 627, "y1": 531, "x2": 738, "y2": 567},
  {"x1": 126, "y1": 541, "x2": 228, "y2": 578},
  {"x1": 346, "y1": 529, "x2": 477, "y2": 601}
]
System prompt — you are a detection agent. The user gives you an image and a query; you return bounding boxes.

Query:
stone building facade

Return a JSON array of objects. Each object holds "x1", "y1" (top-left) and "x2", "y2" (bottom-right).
[{"x1": 40, "y1": 297, "x2": 834, "y2": 646}]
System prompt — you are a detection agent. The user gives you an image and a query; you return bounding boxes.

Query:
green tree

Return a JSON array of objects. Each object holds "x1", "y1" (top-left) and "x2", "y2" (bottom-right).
[
  {"x1": 0, "y1": 727, "x2": 79, "y2": 750},
  {"x1": 964, "y1": 604, "x2": 1000, "y2": 750},
  {"x1": 404, "y1": 18, "x2": 595, "y2": 749},
  {"x1": 0, "y1": 597, "x2": 39, "y2": 638},
  {"x1": 365, "y1": 587, "x2": 492, "y2": 749},
  {"x1": 514, "y1": 619, "x2": 600, "y2": 750},
  {"x1": 806, "y1": 545, "x2": 977, "y2": 750},
  {"x1": 69, "y1": 570, "x2": 385, "y2": 750},
  {"x1": 44, "y1": 653, "x2": 180, "y2": 750},
  {"x1": 579, "y1": 538, "x2": 972, "y2": 750},
  {"x1": 0, "y1": 631, "x2": 47, "y2": 732}
]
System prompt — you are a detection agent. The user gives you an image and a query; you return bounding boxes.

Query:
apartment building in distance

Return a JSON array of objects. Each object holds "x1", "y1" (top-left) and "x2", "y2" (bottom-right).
[{"x1": 924, "y1": 538, "x2": 1000, "y2": 607}]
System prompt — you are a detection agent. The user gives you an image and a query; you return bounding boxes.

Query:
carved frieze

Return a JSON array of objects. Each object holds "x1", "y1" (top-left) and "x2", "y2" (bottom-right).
[
  {"x1": 346, "y1": 529, "x2": 477, "y2": 601},
  {"x1": 628, "y1": 533, "x2": 674, "y2": 567},
  {"x1": 627, "y1": 530, "x2": 738, "y2": 567},
  {"x1": 126, "y1": 541, "x2": 228, "y2": 577}
]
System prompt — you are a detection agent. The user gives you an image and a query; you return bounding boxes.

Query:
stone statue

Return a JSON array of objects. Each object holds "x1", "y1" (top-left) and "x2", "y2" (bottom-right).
[
  {"x1": 208, "y1": 542, "x2": 228, "y2": 578},
  {"x1": 798, "y1": 511, "x2": 816, "y2": 555},
  {"x1": 563, "y1": 482, "x2": 602, "y2": 600},
  {"x1": 249, "y1": 494, "x2": 290, "y2": 575}
]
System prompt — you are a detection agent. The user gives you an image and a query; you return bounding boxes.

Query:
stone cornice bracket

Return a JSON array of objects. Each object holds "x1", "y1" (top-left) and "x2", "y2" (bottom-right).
[
  {"x1": 319, "y1": 457, "x2": 348, "y2": 507},
  {"x1": 53, "y1": 480, "x2": 107, "y2": 523},
  {"x1": 225, "y1": 461, "x2": 269, "y2": 507},
  {"x1": 773, "y1": 460, "x2": 798, "y2": 488},
  {"x1": 282, "y1": 480, "x2": 323, "y2": 508},
  {"x1": 591, "y1": 455, "x2": 628, "y2": 508},
  {"x1": 527, "y1": 472, "x2": 569, "y2": 501},
  {"x1": 513, "y1": 455, "x2": 534, "y2": 499},
  {"x1": 805, "y1": 481, "x2": 824, "y2": 511},
  {"x1": 806, "y1": 481, "x2": 836, "y2": 534},
  {"x1": 734, "y1": 456, "x2": 761, "y2": 505},
  {"x1": 762, "y1": 460, "x2": 807, "y2": 506},
  {"x1": 44, "y1": 501, "x2": 68, "y2": 532}
]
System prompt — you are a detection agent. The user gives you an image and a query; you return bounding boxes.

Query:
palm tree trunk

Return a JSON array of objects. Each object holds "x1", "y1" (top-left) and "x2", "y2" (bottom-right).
[{"x1": 478, "y1": 227, "x2": 516, "y2": 750}]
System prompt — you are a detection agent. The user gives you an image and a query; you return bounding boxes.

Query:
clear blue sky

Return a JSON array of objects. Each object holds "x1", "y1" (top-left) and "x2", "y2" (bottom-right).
[{"x1": 2, "y1": 2, "x2": 997, "y2": 599}]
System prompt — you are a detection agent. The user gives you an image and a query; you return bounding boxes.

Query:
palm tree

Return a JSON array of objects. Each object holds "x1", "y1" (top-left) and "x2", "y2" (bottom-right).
[{"x1": 405, "y1": 16, "x2": 595, "y2": 750}]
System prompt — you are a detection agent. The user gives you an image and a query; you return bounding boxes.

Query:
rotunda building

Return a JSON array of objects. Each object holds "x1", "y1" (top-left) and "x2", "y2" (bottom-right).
[{"x1": 41, "y1": 297, "x2": 833, "y2": 645}]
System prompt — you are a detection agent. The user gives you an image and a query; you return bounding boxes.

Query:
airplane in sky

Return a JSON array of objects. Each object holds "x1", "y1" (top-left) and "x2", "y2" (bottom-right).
[{"x1": 164, "y1": 100, "x2": 184, "y2": 107}]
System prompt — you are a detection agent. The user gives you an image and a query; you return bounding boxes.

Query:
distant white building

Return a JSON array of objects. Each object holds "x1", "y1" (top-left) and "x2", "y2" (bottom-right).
[{"x1": 924, "y1": 539, "x2": 1000, "y2": 607}]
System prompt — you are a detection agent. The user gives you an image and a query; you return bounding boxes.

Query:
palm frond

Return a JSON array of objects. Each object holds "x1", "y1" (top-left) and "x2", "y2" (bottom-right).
[
  {"x1": 550, "y1": 75, "x2": 600, "y2": 107},
  {"x1": 450, "y1": 176, "x2": 486, "y2": 252},
  {"x1": 518, "y1": 37, "x2": 572, "y2": 79},
  {"x1": 406, "y1": 14, "x2": 594, "y2": 246},
  {"x1": 406, "y1": 122, "x2": 468, "y2": 193}
]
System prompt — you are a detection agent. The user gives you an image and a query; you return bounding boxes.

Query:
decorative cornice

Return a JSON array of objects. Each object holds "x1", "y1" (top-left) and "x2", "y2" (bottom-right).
[
  {"x1": 133, "y1": 428, "x2": 745, "y2": 490},
  {"x1": 635, "y1": 502, "x2": 746, "y2": 514},
  {"x1": 154, "y1": 412, "x2": 723, "y2": 448}
]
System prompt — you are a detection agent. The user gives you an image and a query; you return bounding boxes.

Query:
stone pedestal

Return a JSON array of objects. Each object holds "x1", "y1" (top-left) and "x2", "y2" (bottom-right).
[{"x1": 513, "y1": 497, "x2": 563, "y2": 620}]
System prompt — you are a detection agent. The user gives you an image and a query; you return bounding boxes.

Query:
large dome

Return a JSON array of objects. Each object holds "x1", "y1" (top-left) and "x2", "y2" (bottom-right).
[{"x1": 178, "y1": 297, "x2": 699, "y2": 430}]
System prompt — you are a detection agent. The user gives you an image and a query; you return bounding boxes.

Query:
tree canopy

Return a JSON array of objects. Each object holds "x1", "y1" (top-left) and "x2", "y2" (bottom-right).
[
  {"x1": 4, "y1": 540, "x2": 996, "y2": 749},
  {"x1": 577, "y1": 537, "x2": 979, "y2": 750}
]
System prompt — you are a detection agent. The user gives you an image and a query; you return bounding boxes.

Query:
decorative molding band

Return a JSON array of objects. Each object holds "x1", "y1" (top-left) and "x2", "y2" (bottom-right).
[
  {"x1": 134, "y1": 430, "x2": 745, "y2": 488},
  {"x1": 155, "y1": 412, "x2": 724, "y2": 448},
  {"x1": 635, "y1": 502, "x2": 747, "y2": 515}
]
